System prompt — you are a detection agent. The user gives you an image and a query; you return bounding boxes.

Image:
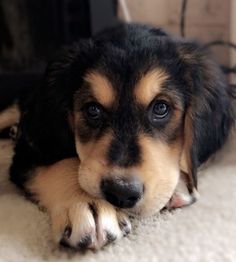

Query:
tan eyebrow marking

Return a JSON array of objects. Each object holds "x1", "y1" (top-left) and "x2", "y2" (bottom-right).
[
  {"x1": 84, "y1": 71, "x2": 115, "y2": 107},
  {"x1": 134, "y1": 69, "x2": 169, "y2": 105}
]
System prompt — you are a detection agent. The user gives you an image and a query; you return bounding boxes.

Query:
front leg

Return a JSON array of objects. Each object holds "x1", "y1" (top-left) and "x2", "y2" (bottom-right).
[{"x1": 26, "y1": 158, "x2": 131, "y2": 250}]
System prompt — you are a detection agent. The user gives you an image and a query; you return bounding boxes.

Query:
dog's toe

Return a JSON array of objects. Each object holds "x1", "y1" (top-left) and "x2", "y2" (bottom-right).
[
  {"x1": 117, "y1": 212, "x2": 132, "y2": 235},
  {"x1": 52, "y1": 199, "x2": 131, "y2": 250}
]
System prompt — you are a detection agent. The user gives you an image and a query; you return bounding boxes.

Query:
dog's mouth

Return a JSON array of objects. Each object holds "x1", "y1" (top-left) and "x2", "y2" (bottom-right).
[{"x1": 77, "y1": 158, "x2": 198, "y2": 215}]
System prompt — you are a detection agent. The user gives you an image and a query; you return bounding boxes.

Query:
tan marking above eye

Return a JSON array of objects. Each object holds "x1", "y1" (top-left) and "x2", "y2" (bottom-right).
[
  {"x1": 134, "y1": 69, "x2": 169, "y2": 105},
  {"x1": 84, "y1": 71, "x2": 115, "y2": 108}
]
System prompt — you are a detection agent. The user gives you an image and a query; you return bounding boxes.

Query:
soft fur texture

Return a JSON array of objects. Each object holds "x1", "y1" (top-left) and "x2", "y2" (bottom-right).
[
  {"x1": 9, "y1": 23, "x2": 234, "y2": 194},
  {"x1": 0, "y1": 136, "x2": 236, "y2": 261},
  {"x1": 0, "y1": 23, "x2": 235, "y2": 251}
]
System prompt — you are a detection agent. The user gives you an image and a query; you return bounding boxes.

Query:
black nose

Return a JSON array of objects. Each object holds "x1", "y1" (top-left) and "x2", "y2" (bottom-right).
[{"x1": 101, "y1": 177, "x2": 144, "y2": 208}]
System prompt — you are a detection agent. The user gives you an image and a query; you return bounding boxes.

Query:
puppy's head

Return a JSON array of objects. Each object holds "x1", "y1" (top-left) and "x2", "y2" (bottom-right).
[
  {"x1": 48, "y1": 24, "x2": 234, "y2": 215},
  {"x1": 73, "y1": 68, "x2": 184, "y2": 214}
]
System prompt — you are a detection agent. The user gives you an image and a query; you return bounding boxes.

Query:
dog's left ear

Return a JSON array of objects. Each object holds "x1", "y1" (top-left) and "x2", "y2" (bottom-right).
[{"x1": 178, "y1": 41, "x2": 234, "y2": 196}]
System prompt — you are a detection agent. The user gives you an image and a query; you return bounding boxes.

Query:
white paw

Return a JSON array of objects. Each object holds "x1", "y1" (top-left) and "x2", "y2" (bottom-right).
[{"x1": 50, "y1": 199, "x2": 131, "y2": 250}]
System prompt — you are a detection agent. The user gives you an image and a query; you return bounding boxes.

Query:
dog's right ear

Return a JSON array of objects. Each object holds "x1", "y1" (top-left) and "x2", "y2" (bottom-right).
[
  {"x1": 23, "y1": 39, "x2": 94, "y2": 159},
  {"x1": 45, "y1": 39, "x2": 95, "y2": 109}
]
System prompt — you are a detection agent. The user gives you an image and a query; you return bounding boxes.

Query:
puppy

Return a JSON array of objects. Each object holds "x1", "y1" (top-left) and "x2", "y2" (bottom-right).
[{"x1": 2, "y1": 23, "x2": 234, "y2": 250}]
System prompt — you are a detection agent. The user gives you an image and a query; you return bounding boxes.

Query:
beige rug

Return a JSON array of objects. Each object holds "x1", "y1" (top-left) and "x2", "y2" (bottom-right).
[{"x1": 0, "y1": 135, "x2": 236, "y2": 262}]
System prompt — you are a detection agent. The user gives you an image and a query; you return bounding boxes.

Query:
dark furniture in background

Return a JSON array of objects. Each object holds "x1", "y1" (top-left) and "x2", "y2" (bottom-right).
[{"x1": 0, "y1": 0, "x2": 118, "y2": 90}]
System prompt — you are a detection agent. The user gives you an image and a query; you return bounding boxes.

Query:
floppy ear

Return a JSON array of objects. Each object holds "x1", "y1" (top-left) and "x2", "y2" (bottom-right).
[
  {"x1": 20, "y1": 40, "x2": 94, "y2": 161},
  {"x1": 179, "y1": 41, "x2": 234, "y2": 196}
]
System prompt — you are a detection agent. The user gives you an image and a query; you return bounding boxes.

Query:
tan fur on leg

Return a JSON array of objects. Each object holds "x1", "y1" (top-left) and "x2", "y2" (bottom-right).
[{"x1": 27, "y1": 158, "x2": 131, "y2": 250}]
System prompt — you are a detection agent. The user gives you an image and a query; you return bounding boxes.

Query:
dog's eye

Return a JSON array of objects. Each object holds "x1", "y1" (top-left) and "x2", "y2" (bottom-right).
[
  {"x1": 153, "y1": 101, "x2": 169, "y2": 118},
  {"x1": 83, "y1": 103, "x2": 103, "y2": 125},
  {"x1": 149, "y1": 100, "x2": 170, "y2": 125},
  {"x1": 86, "y1": 104, "x2": 101, "y2": 119}
]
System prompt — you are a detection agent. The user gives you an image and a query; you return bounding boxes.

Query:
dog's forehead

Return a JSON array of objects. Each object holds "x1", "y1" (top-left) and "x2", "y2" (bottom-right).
[{"x1": 83, "y1": 68, "x2": 169, "y2": 109}]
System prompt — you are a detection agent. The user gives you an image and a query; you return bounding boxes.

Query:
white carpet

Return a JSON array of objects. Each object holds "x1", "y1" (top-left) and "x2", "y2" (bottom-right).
[{"x1": 0, "y1": 135, "x2": 236, "y2": 262}]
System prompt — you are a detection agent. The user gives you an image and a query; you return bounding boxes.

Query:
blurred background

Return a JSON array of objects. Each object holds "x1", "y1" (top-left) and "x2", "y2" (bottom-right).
[
  {"x1": 0, "y1": 0, "x2": 236, "y2": 87},
  {"x1": 0, "y1": 3, "x2": 236, "y2": 260}
]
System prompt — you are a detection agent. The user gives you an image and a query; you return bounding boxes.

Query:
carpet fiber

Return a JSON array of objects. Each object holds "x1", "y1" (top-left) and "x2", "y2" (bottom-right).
[{"x1": 0, "y1": 135, "x2": 236, "y2": 262}]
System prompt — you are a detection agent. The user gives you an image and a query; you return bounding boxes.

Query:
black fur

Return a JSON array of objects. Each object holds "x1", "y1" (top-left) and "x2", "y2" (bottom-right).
[{"x1": 4, "y1": 23, "x2": 234, "y2": 191}]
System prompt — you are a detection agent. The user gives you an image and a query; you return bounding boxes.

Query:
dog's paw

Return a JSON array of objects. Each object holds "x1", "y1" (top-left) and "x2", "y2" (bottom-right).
[
  {"x1": 165, "y1": 191, "x2": 195, "y2": 209},
  {"x1": 165, "y1": 172, "x2": 200, "y2": 210},
  {"x1": 50, "y1": 199, "x2": 131, "y2": 250}
]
